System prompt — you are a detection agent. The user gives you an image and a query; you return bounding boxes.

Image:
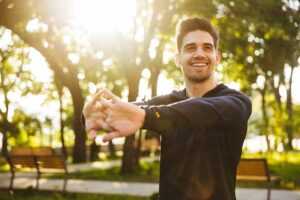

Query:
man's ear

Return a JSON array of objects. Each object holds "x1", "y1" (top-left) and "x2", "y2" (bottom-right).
[
  {"x1": 175, "y1": 53, "x2": 180, "y2": 67},
  {"x1": 216, "y1": 51, "x2": 221, "y2": 64}
]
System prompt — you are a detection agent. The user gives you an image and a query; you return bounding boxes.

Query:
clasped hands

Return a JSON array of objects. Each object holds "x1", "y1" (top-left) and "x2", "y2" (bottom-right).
[{"x1": 82, "y1": 89, "x2": 146, "y2": 142}]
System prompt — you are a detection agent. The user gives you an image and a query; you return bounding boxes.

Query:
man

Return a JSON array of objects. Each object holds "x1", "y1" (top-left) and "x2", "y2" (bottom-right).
[{"x1": 83, "y1": 17, "x2": 252, "y2": 200}]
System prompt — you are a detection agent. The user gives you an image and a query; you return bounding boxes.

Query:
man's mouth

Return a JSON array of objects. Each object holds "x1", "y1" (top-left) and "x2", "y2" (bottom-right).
[{"x1": 191, "y1": 61, "x2": 209, "y2": 67}]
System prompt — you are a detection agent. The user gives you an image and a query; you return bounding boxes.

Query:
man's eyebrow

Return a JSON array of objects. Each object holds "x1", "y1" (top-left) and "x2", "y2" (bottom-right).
[
  {"x1": 183, "y1": 42, "x2": 215, "y2": 49},
  {"x1": 183, "y1": 43, "x2": 196, "y2": 49},
  {"x1": 203, "y1": 42, "x2": 214, "y2": 47}
]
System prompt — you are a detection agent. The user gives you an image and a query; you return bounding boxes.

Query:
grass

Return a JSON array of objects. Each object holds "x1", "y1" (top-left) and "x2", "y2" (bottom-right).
[
  {"x1": 0, "y1": 156, "x2": 9, "y2": 171},
  {"x1": 49, "y1": 161, "x2": 160, "y2": 183},
  {"x1": 0, "y1": 190, "x2": 151, "y2": 200},
  {"x1": 2, "y1": 152, "x2": 300, "y2": 191},
  {"x1": 61, "y1": 152, "x2": 300, "y2": 190}
]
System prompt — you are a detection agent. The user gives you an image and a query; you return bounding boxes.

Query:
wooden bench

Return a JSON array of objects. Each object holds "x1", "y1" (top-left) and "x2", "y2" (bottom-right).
[
  {"x1": 141, "y1": 138, "x2": 160, "y2": 153},
  {"x1": 237, "y1": 158, "x2": 279, "y2": 200},
  {"x1": 7, "y1": 146, "x2": 68, "y2": 193},
  {"x1": 10, "y1": 146, "x2": 53, "y2": 156}
]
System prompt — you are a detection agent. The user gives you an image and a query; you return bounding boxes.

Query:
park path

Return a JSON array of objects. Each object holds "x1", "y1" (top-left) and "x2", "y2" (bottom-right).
[{"x1": 0, "y1": 158, "x2": 300, "y2": 200}]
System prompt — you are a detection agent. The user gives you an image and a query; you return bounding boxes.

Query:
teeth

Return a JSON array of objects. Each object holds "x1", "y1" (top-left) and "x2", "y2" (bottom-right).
[{"x1": 192, "y1": 63, "x2": 207, "y2": 67}]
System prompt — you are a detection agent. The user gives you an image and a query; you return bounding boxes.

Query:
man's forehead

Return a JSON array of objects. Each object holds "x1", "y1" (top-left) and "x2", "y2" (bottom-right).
[{"x1": 182, "y1": 30, "x2": 214, "y2": 47}]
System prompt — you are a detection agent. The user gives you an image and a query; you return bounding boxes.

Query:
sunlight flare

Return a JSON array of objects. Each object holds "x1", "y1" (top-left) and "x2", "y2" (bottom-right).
[{"x1": 73, "y1": 0, "x2": 136, "y2": 34}]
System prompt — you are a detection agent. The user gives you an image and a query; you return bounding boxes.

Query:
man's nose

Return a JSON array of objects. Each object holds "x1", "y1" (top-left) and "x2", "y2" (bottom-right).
[{"x1": 193, "y1": 47, "x2": 205, "y2": 57}]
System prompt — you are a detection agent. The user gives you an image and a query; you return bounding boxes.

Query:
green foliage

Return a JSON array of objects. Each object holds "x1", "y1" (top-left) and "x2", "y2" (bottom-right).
[
  {"x1": 0, "y1": 29, "x2": 49, "y2": 155},
  {"x1": 293, "y1": 105, "x2": 300, "y2": 137},
  {"x1": 0, "y1": 156, "x2": 9, "y2": 171},
  {"x1": 214, "y1": 0, "x2": 300, "y2": 150}
]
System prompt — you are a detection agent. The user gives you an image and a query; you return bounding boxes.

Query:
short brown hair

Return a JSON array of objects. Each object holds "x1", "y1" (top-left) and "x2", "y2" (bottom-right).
[{"x1": 176, "y1": 17, "x2": 219, "y2": 52}]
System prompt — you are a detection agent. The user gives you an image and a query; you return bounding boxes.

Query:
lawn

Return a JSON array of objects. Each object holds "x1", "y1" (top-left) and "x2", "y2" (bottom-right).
[
  {"x1": 49, "y1": 160, "x2": 160, "y2": 183},
  {"x1": 2, "y1": 152, "x2": 300, "y2": 190},
  {"x1": 0, "y1": 190, "x2": 151, "y2": 200},
  {"x1": 49, "y1": 152, "x2": 300, "y2": 190}
]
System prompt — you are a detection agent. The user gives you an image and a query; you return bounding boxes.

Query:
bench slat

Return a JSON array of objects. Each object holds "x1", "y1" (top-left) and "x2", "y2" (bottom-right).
[
  {"x1": 11, "y1": 147, "x2": 53, "y2": 156},
  {"x1": 10, "y1": 155, "x2": 37, "y2": 169},
  {"x1": 36, "y1": 155, "x2": 66, "y2": 170},
  {"x1": 237, "y1": 160, "x2": 267, "y2": 177},
  {"x1": 236, "y1": 158, "x2": 279, "y2": 183}
]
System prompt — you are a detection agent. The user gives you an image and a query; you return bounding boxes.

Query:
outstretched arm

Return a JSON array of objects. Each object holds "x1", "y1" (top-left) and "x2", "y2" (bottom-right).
[
  {"x1": 94, "y1": 89, "x2": 251, "y2": 142},
  {"x1": 142, "y1": 93, "x2": 252, "y2": 132}
]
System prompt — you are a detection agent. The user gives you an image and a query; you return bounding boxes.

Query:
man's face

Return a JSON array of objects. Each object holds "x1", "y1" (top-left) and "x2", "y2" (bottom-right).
[{"x1": 176, "y1": 30, "x2": 220, "y2": 84}]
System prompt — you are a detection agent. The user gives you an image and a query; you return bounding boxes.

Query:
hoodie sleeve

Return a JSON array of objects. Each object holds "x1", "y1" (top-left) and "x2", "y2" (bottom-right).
[{"x1": 142, "y1": 93, "x2": 252, "y2": 133}]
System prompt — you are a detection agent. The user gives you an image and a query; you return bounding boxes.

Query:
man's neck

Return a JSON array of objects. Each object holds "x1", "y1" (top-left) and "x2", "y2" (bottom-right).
[{"x1": 185, "y1": 78, "x2": 217, "y2": 98}]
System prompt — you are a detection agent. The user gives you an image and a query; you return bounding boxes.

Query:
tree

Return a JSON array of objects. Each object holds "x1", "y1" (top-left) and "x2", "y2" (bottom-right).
[
  {"x1": 215, "y1": 0, "x2": 300, "y2": 150},
  {"x1": 0, "y1": 0, "x2": 89, "y2": 162},
  {"x1": 0, "y1": 27, "x2": 43, "y2": 155}
]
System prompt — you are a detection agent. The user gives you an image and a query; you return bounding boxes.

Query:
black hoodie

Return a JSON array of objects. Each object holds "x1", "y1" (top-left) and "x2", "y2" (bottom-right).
[{"x1": 140, "y1": 83, "x2": 252, "y2": 200}]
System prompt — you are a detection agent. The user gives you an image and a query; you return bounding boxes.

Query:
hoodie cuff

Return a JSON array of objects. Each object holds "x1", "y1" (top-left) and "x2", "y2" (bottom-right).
[{"x1": 141, "y1": 106, "x2": 173, "y2": 132}]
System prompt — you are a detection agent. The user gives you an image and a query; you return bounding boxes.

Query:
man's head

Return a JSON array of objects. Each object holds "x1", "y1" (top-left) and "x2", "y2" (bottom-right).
[
  {"x1": 176, "y1": 18, "x2": 219, "y2": 53},
  {"x1": 175, "y1": 17, "x2": 220, "y2": 85}
]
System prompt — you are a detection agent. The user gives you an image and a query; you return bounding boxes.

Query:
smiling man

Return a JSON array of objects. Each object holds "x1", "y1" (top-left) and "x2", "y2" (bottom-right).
[
  {"x1": 83, "y1": 17, "x2": 252, "y2": 200},
  {"x1": 175, "y1": 21, "x2": 220, "y2": 98}
]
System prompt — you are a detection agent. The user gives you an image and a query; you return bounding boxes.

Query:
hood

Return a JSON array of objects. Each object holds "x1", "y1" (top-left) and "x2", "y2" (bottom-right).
[{"x1": 170, "y1": 83, "x2": 227, "y2": 100}]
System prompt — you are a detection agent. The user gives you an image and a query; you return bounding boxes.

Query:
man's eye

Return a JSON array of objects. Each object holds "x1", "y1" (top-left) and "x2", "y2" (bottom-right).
[
  {"x1": 185, "y1": 46, "x2": 195, "y2": 51},
  {"x1": 204, "y1": 46, "x2": 213, "y2": 51}
]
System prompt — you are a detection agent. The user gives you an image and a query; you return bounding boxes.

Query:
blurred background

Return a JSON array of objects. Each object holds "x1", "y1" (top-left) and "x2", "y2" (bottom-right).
[{"x1": 0, "y1": 0, "x2": 300, "y2": 195}]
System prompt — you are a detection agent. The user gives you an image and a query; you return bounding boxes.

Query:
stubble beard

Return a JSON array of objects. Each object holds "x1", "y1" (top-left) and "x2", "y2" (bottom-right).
[
  {"x1": 185, "y1": 58, "x2": 213, "y2": 84},
  {"x1": 185, "y1": 72, "x2": 212, "y2": 84}
]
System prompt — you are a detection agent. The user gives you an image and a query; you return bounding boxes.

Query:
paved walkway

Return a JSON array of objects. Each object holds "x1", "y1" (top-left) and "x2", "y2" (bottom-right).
[
  {"x1": 1, "y1": 158, "x2": 300, "y2": 199},
  {"x1": 0, "y1": 174, "x2": 300, "y2": 199}
]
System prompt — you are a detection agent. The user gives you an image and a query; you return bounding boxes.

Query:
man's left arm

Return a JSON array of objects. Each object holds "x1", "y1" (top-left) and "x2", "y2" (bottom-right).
[
  {"x1": 143, "y1": 93, "x2": 252, "y2": 132},
  {"x1": 100, "y1": 89, "x2": 251, "y2": 142}
]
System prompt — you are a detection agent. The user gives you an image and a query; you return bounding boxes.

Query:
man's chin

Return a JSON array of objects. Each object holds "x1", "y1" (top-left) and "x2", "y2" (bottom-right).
[{"x1": 187, "y1": 76, "x2": 210, "y2": 84}]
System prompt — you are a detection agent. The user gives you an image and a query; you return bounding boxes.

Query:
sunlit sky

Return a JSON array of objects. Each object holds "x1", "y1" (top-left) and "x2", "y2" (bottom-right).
[{"x1": 73, "y1": 0, "x2": 136, "y2": 34}]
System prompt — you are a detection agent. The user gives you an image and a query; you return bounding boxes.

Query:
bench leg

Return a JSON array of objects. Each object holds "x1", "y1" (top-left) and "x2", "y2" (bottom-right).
[
  {"x1": 267, "y1": 183, "x2": 271, "y2": 200},
  {"x1": 36, "y1": 171, "x2": 41, "y2": 190},
  {"x1": 62, "y1": 174, "x2": 68, "y2": 194},
  {"x1": 9, "y1": 172, "x2": 15, "y2": 194}
]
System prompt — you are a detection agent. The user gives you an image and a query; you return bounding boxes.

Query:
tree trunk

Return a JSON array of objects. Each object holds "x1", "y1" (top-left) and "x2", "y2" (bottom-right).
[
  {"x1": 134, "y1": 130, "x2": 143, "y2": 166},
  {"x1": 121, "y1": 0, "x2": 160, "y2": 174},
  {"x1": 108, "y1": 140, "x2": 116, "y2": 158},
  {"x1": 121, "y1": 72, "x2": 141, "y2": 174},
  {"x1": 121, "y1": 135, "x2": 137, "y2": 174},
  {"x1": 89, "y1": 140, "x2": 99, "y2": 161},
  {"x1": 1, "y1": 131, "x2": 8, "y2": 157},
  {"x1": 57, "y1": 84, "x2": 67, "y2": 158},
  {"x1": 260, "y1": 85, "x2": 271, "y2": 151},
  {"x1": 149, "y1": 67, "x2": 160, "y2": 97},
  {"x1": 285, "y1": 66, "x2": 294, "y2": 150},
  {"x1": 270, "y1": 76, "x2": 282, "y2": 111},
  {"x1": 269, "y1": 74, "x2": 286, "y2": 149},
  {"x1": 69, "y1": 84, "x2": 87, "y2": 163}
]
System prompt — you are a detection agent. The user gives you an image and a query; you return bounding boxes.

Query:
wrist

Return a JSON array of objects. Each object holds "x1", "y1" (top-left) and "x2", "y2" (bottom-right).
[{"x1": 137, "y1": 106, "x2": 146, "y2": 129}]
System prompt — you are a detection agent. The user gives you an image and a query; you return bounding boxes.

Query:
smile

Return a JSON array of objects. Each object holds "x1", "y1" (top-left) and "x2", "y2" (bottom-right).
[{"x1": 191, "y1": 62, "x2": 208, "y2": 67}]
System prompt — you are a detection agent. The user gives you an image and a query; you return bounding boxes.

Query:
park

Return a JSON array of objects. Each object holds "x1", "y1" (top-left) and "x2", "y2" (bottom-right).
[{"x1": 0, "y1": 0, "x2": 300, "y2": 199}]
